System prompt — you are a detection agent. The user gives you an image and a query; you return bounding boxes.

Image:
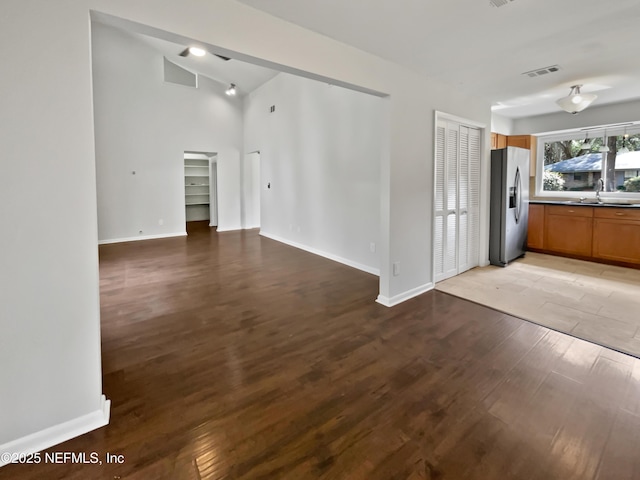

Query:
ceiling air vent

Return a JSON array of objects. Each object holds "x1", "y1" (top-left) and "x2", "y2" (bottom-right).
[
  {"x1": 489, "y1": 0, "x2": 514, "y2": 7},
  {"x1": 522, "y1": 65, "x2": 561, "y2": 78}
]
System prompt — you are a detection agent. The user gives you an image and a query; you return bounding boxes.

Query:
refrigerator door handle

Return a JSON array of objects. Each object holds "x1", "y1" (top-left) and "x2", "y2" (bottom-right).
[{"x1": 514, "y1": 167, "x2": 522, "y2": 224}]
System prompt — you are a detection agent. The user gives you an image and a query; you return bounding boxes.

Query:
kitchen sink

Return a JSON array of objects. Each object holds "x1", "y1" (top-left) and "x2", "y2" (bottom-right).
[{"x1": 561, "y1": 200, "x2": 640, "y2": 207}]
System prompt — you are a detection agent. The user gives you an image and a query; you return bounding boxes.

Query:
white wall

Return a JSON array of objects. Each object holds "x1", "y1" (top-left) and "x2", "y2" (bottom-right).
[
  {"x1": 491, "y1": 113, "x2": 514, "y2": 135},
  {"x1": 0, "y1": 0, "x2": 491, "y2": 457},
  {"x1": 92, "y1": 22, "x2": 243, "y2": 241},
  {"x1": 244, "y1": 74, "x2": 382, "y2": 273},
  {"x1": 0, "y1": 0, "x2": 106, "y2": 455},
  {"x1": 216, "y1": 147, "x2": 242, "y2": 231},
  {"x1": 512, "y1": 98, "x2": 640, "y2": 135},
  {"x1": 243, "y1": 152, "x2": 261, "y2": 229}
]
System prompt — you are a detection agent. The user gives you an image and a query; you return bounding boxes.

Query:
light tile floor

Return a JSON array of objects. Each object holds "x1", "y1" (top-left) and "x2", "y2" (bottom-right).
[{"x1": 436, "y1": 252, "x2": 640, "y2": 358}]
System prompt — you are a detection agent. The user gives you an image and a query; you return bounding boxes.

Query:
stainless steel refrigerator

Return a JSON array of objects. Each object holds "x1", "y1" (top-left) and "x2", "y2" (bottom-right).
[{"x1": 489, "y1": 146, "x2": 529, "y2": 267}]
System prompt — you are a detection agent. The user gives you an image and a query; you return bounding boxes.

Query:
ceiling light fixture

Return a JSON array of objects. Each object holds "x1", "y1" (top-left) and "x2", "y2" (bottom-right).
[
  {"x1": 188, "y1": 46, "x2": 206, "y2": 57},
  {"x1": 225, "y1": 83, "x2": 237, "y2": 96},
  {"x1": 556, "y1": 85, "x2": 597, "y2": 114}
]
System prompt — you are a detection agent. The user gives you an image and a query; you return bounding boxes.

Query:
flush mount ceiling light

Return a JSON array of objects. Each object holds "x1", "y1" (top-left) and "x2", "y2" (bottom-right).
[
  {"x1": 556, "y1": 85, "x2": 597, "y2": 114},
  {"x1": 225, "y1": 83, "x2": 237, "y2": 96}
]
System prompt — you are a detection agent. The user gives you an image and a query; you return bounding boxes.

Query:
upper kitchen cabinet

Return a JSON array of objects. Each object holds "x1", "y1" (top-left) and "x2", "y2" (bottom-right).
[
  {"x1": 491, "y1": 134, "x2": 537, "y2": 176},
  {"x1": 506, "y1": 135, "x2": 531, "y2": 149},
  {"x1": 508, "y1": 135, "x2": 537, "y2": 177},
  {"x1": 491, "y1": 132, "x2": 507, "y2": 150}
]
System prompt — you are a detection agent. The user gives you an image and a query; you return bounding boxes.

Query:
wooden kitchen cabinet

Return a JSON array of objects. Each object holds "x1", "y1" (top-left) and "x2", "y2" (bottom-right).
[
  {"x1": 527, "y1": 204, "x2": 545, "y2": 250},
  {"x1": 529, "y1": 135, "x2": 537, "y2": 177},
  {"x1": 491, "y1": 132, "x2": 507, "y2": 150},
  {"x1": 592, "y1": 208, "x2": 640, "y2": 265},
  {"x1": 491, "y1": 134, "x2": 537, "y2": 176},
  {"x1": 491, "y1": 134, "x2": 535, "y2": 151},
  {"x1": 528, "y1": 203, "x2": 640, "y2": 268},
  {"x1": 544, "y1": 205, "x2": 593, "y2": 257},
  {"x1": 507, "y1": 135, "x2": 531, "y2": 150}
]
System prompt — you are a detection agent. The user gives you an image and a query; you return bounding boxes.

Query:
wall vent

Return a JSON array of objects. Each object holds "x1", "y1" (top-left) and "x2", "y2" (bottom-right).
[
  {"x1": 522, "y1": 65, "x2": 561, "y2": 78},
  {"x1": 489, "y1": 0, "x2": 514, "y2": 7}
]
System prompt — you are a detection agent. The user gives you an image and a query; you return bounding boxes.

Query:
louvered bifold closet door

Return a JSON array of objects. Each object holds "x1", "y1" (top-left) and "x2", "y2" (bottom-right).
[
  {"x1": 434, "y1": 119, "x2": 459, "y2": 282},
  {"x1": 434, "y1": 122, "x2": 446, "y2": 281},
  {"x1": 434, "y1": 118, "x2": 481, "y2": 283},
  {"x1": 444, "y1": 124, "x2": 459, "y2": 279},
  {"x1": 467, "y1": 127, "x2": 481, "y2": 271},
  {"x1": 458, "y1": 127, "x2": 470, "y2": 273}
]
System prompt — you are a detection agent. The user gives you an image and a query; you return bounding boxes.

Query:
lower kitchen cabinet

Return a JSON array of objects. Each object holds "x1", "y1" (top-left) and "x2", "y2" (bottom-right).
[
  {"x1": 544, "y1": 205, "x2": 593, "y2": 257},
  {"x1": 527, "y1": 204, "x2": 544, "y2": 249},
  {"x1": 528, "y1": 203, "x2": 640, "y2": 268},
  {"x1": 592, "y1": 208, "x2": 640, "y2": 265}
]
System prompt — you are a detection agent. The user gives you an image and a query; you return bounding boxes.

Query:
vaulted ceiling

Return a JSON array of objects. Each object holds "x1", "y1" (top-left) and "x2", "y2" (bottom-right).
[
  {"x1": 237, "y1": 0, "x2": 640, "y2": 118},
  {"x1": 135, "y1": 33, "x2": 279, "y2": 96}
]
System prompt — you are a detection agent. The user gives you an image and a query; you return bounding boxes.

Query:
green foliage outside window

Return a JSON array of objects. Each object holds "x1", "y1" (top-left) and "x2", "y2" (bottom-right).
[
  {"x1": 624, "y1": 176, "x2": 640, "y2": 192},
  {"x1": 543, "y1": 170, "x2": 565, "y2": 191}
]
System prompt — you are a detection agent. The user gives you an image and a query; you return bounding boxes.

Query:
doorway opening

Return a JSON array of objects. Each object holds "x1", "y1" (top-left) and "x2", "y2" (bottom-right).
[{"x1": 184, "y1": 151, "x2": 218, "y2": 232}]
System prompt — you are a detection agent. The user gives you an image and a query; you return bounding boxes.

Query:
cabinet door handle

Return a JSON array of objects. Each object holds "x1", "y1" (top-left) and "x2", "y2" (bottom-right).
[
  {"x1": 615, "y1": 212, "x2": 625, "y2": 216},
  {"x1": 567, "y1": 209, "x2": 575, "y2": 213}
]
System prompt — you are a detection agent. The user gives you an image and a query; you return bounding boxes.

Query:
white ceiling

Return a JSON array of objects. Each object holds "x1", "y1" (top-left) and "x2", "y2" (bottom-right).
[
  {"x1": 237, "y1": 0, "x2": 640, "y2": 118},
  {"x1": 134, "y1": 32, "x2": 279, "y2": 96}
]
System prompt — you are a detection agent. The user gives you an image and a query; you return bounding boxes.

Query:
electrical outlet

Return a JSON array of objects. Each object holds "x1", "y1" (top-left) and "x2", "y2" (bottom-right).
[
  {"x1": 370, "y1": 242, "x2": 376, "y2": 253},
  {"x1": 393, "y1": 262, "x2": 400, "y2": 276}
]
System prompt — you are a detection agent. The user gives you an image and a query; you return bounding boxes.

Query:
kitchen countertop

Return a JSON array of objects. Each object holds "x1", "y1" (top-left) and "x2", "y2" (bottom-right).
[{"x1": 530, "y1": 200, "x2": 640, "y2": 208}]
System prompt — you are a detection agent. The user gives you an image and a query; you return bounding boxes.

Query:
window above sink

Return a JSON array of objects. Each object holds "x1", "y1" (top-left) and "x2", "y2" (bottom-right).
[{"x1": 535, "y1": 121, "x2": 640, "y2": 201}]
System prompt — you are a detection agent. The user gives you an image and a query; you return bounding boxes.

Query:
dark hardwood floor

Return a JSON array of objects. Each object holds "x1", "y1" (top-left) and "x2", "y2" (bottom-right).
[{"x1": 3, "y1": 222, "x2": 640, "y2": 479}]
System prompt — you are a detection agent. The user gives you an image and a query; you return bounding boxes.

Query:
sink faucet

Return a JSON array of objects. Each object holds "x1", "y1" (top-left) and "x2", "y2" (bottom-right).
[{"x1": 595, "y1": 178, "x2": 604, "y2": 203}]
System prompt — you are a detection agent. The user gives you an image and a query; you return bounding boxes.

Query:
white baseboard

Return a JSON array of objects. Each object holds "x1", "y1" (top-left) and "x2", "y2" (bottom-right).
[
  {"x1": 98, "y1": 232, "x2": 187, "y2": 245},
  {"x1": 215, "y1": 225, "x2": 242, "y2": 232},
  {"x1": 0, "y1": 395, "x2": 111, "y2": 468},
  {"x1": 376, "y1": 282, "x2": 434, "y2": 307},
  {"x1": 260, "y1": 231, "x2": 380, "y2": 276}
]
